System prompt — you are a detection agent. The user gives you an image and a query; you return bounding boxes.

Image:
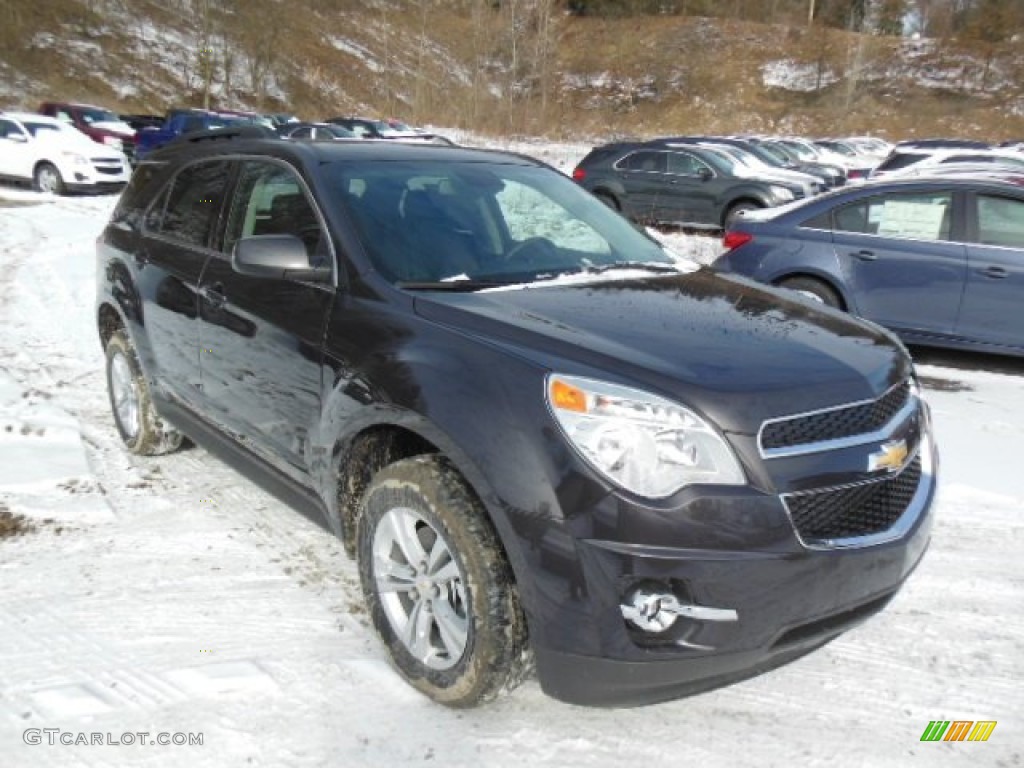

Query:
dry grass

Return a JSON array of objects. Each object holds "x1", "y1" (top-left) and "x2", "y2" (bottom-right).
[{"x1": 3, "y1": 1, "x2": 1024, "y2": 141}]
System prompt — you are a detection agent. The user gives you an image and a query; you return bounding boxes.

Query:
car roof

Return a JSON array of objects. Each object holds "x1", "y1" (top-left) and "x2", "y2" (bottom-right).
[
  {"x1": 1, "y1": 112, "x2": 63, "y2": 124},
  {"x1": 146, "y1": 134, "x2": 543, "y2": 168},
  {"x1": 40, "y1": 102, "x2": 108, "y2": 110}
]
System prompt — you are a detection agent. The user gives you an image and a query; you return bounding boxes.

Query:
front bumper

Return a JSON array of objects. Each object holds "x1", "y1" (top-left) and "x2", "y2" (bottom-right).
[{"x1": 521, "y1": 431, "x2": 936, "y2": 707}]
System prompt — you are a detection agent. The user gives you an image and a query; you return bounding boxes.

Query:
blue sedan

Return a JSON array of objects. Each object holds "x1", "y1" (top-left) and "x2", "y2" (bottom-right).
[{"x1": 713, "y1": 177, "x2": 1024, "y2": 357}]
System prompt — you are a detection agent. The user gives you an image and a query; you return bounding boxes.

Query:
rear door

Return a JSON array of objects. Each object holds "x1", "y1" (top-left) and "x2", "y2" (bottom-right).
[
  {"x1": 955, "y1": 191, "x2": 1024, "y2": 351},
  {"x1": 197, "y1": 157, "x2": 335, "y2": 479},
  {"x1": 135, "y1": 158, "x2": 232, "y2": 407},
  {"x1": 830, "y1": 189, "x2": 967, "y2": 334}
]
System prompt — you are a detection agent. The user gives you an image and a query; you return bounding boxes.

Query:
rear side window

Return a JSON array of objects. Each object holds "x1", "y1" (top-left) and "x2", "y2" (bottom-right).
[
  {"x1": 875, "y1": 152, "x2": 927, "y2": 172},
  {"x1": 155, "y1": 160, "x2": 231, "y2": 247},
  {"x1": 976, "y1": 195, "x2": 1024, "y2": 248},
  {"x1": 834, "y1": 192, "x2": 953, "y2": 241}
]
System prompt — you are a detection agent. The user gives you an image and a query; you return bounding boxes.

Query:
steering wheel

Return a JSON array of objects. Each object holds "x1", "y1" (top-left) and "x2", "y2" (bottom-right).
[{"x1": 505, "y1": 236, "x2": 559, "y2": 265}]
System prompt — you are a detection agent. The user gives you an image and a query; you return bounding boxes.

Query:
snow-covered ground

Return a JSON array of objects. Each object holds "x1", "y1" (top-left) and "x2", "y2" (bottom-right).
[{"x1": 0, "y1": 183, "x2": 1020, "y2": 768}]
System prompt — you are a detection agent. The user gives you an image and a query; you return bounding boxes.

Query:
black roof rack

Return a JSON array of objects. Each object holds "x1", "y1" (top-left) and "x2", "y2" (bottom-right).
[{"x1": 167, "y1": 125, "x2": 280, "y2": 148}]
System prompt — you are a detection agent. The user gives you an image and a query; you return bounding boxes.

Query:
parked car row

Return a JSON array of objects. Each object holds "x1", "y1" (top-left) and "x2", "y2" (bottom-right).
[{"x1": 0, "y1": 98, "x2": 451, "y2": 194}]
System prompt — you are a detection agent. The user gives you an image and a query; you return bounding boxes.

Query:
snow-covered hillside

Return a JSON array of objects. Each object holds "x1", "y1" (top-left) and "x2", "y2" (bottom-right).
[{"x1": 0, "y1": 174, "x2": 1021, "y2": 767}]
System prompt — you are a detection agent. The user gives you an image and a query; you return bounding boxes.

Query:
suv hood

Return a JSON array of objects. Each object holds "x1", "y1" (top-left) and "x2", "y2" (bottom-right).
[{"x1": 412, "y1": 270, "x2": 909, "y2": 434}]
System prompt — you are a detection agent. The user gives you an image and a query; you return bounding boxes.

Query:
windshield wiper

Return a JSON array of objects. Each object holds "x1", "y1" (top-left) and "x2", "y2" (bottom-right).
[
  {"x1": 397, "y1": 279, "x2": 511, "y2": 292},
  {"x1": 584, "y1": 261, "x2": 682, "y2": 275}
]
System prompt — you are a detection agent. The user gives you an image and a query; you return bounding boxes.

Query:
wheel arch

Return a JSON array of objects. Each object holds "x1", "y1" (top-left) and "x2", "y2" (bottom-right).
[
  {"x1": 720, "y1": 196, "x2": 767, "y2": 227},
  {"x1": 770, "y1": 271, "x2": 851, "y2": 311}
]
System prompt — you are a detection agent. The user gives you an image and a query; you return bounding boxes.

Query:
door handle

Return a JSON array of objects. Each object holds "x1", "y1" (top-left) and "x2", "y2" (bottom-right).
[
  {"x1": 980, "y1": 266, "x2": 1009, "y2": 279},
  {"x1": 200, "y1": 283, "x2": 226, "y2": 308},
  {"x1": 851, "y1": 250, "x2": 877, "y2": 261}
]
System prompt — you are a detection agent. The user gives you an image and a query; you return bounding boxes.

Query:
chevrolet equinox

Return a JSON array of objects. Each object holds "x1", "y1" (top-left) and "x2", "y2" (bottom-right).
[{"x1": 96, "y1": 132, "x2": 936, "y2": 707}]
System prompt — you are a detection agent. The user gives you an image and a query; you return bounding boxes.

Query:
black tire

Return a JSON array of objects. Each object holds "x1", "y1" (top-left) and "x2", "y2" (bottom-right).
[
  {"x1": 356, "y1": 455, "x2": 528, "y2": 707},
  {"x1": 778, "y1": 276, "x2": 843, "y2": 309},
  {"x1": 594, "y1": 190, "x2": 620, "y2": 211},
  {"x1": 104, "y1": 331, "x2": 184, "y2": 455},
  {"x1": 33, "y1": 162, "x2": 66, "y2": 195},
  {"x1": 723, "y1": 201, "x2": 761, "y2": 228}
]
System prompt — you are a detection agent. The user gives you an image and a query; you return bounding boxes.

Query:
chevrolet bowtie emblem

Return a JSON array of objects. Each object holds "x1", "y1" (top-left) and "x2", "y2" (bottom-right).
[{"x1": 869, "y1": 439, "x2": 909, "y2": 473}]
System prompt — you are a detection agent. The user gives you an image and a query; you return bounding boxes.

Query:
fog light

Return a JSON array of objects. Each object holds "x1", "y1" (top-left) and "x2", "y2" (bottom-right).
[{"x1": 621, "y1": 585, "x2": 739, "y2": 633}]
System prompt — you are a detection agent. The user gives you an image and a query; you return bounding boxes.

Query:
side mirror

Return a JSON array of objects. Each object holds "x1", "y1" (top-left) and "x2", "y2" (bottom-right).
[
  {"x1": 697, "y1": 167, "x2": 713, "y2": 181},
  {"x1": 232, "y1": 235, "x2": 331, "y2": 283},
  {"x1": 4, "y1": 133, "x2": 28, "y2": 143}
]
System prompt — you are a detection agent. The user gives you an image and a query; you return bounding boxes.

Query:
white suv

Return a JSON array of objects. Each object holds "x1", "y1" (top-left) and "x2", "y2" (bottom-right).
[{"x1": 0, "y1": 111, "x2": 130, "y2": 194}]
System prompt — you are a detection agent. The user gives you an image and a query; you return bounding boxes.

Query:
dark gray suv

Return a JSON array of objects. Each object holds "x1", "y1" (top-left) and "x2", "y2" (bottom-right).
[{"x1": 572, "y1": 141, "x2": 808, "y2": 229}]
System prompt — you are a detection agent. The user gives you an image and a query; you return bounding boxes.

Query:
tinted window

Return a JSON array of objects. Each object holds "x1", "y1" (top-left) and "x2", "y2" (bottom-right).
[
  {"x1": 159, "y1": 160, "x2": 231, "y2": 247},
  {"x1": 876, "y1": 152, "x2": 927, "y2": 172},
  {"x1": 289, "y1": 126, "x2": 313, "y2": 139},
  {"x1": 182, "y1": 116, "x2": 205, "y2": 133},
  {"x1": 834, "y1": 192, "x2": 953, "y2": 241},
  {"x1": 976, "y1": 195, "x2": 1024, "y2": 248},
  {"x1": 224, "y1": 160, "x2": 323, "y2": 259},
  {"x1": 0, "y1": 119, "x2": 22, "y2": 139},
  {"x1": 620, "y1": 151, "x2": 666, "y2": 172},
  {"x1": 666, "y1": 152, "x2": 709, "y2": 176},
  {"x1": 801, "y1": 210, "x2": 832, "y2": 229}
]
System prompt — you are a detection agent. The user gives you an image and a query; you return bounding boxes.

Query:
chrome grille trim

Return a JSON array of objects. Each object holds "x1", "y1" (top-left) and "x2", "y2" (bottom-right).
[{"x1": 758, "y1": 379, "x2": 917, "y2": 459}]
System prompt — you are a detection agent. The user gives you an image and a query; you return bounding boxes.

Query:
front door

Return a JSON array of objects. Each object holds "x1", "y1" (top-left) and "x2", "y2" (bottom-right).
[
  {"x1": 197, "y1": 158, "x2": 335, "y2": 478},
  {"x1": 831, "y1": 190, "x2": 967, "y2": 335}
]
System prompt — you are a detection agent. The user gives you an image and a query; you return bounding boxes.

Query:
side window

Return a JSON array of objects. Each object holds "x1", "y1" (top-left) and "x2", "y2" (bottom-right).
[
  {"x1": 836, "y1": 193, "x2": 953, "y2": 241},
  {"x1": 224, "y1": 160, "x2": 324, "y2": 260},
  {"x1": 621, "y1": 151, "x2": 665, "y2": 173},
  {"x1": 157, "y1": 160, "x2": 231, "y2": 247},
  {"x1": 833, "y1": 202, "x2": 870, "y2": 234},
  {"x1": 666, "y1": 152, "x2": 706, "y2": 176},
  {"x1": 801, "y1": 210, "x2": 833, "y2": 230},
  {"x1": 976, "y1": 195, "x2": 1024, "y2": 248},
  {"x1": 290, "y1": 126, "x2": 312, "y2": 139},
  {"x1": 495, "y1": 180, "x2": 611, "y2": 256},
  {"x1": 182, "y1": 116, "x2": 205, "y2": 133},
  {"x1": 0, "y1": 119, "x2": 14, "y2": 139}
]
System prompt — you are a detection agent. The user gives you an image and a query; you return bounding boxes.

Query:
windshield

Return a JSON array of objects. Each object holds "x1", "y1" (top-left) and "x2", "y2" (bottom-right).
[
  {"x1": 80, "y1": 107, "x2": 120, "y2": 124},
  {"x1": 327, "y1": 160, "x2": 685, "y2": 286}
]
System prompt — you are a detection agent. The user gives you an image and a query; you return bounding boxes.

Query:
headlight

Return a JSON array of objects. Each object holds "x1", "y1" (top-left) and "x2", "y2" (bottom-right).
[
  {"x1": 769, "y1": 185, "x2": 796, "y2": 201},
  {"x1": 546, "y1": 375, "x2": 745, "y2": 498},
  {"x1": 60, "y1": 151, "x2": 89, "y2": 166},
  {"x1": 102, "y1": 136, "x2": 122, "y2": 149}
]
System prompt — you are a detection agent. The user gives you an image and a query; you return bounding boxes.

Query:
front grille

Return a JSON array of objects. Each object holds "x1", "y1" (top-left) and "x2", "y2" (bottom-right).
[
  {"x1": 784, "y1": 456, "x2": 922, "y2": 542},
  {"x1": 95, "y1": 165, "x2": 123, "y2": 176},
  {"x1": 761, "y1": 381, "x2": 911, "y2": 452}
]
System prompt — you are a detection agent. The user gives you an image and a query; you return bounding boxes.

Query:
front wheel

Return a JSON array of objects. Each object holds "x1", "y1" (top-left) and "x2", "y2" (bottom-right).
[
  {"x1": 33, "y1": 162, "x2": 66, "y2": 195},
  {"x1": 357, "y1": 455, "x2": 528, "y2": 707},
  {"x1": 104, "y1": 331, "x2": 184, "y2": 455}
]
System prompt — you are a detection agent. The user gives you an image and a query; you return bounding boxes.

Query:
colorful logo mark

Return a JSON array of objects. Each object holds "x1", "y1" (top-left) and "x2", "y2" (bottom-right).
[{"x1": 920, "y1": 720, "x2": 997, "y2": 742}]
